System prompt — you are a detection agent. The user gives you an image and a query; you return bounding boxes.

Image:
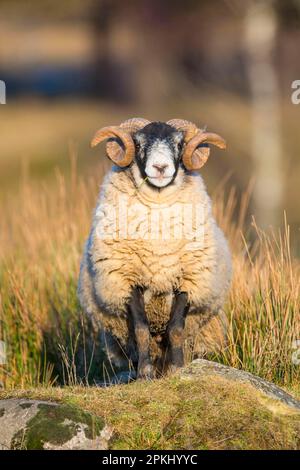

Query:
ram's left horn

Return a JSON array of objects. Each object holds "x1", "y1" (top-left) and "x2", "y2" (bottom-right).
[
  {"x1": 168, "y1": 119, "x2": 226, "y2": 170},
  {"x1": 183, "y1": 132, "x2": 226, "y2": 170}
]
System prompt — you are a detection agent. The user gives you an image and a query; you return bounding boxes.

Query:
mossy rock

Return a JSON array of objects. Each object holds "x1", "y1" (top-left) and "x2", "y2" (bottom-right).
[
  {"x1": 0, "y1": 399, "x2": 113, "y2": 450},
  {"x1": 180, "y1": 359, "x2": 300, "y2": 410},
  {"x1": 1, "y1": 360, "x2": 300, "y2": 450}
]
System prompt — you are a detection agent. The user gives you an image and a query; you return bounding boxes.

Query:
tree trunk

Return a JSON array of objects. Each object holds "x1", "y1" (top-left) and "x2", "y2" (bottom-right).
[{"x1": 244, "y1": 0, "x2": 283, "y2": 228}]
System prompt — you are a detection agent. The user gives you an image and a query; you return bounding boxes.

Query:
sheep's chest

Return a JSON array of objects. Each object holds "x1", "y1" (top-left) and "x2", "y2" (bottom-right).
[
  {"x1": 123, "y1": 195, "x2": 204, "y2": 291},
  {"x1": 131, "y1": 239, "x2": 185, "y2": 292},
  {"x1": 96, "y1": 184, "x2": 207, "y2": 318}
]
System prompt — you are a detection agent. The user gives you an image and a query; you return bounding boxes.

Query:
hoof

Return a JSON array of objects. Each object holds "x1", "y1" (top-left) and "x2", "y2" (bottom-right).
[
  {"x1": 166, "y1": 362, "x2": 184, "y2": 375},
  {"x1": 137, "y1": 363, "x2": 155, "y2": 380}
]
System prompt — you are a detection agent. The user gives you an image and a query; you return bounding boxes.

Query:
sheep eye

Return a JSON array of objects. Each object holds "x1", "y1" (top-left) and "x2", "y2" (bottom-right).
[{"x1": 135, "y1": 143, "x2": 141, "y2": 152}]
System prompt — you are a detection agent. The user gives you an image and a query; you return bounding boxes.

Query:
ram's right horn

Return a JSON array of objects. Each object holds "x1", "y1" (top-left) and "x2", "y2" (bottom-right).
[
  {"x1": 91, "y1": 118, "x2": 150, "y2": 167},
  {"x1": 91, "y1": 126, "x2": 135, "y2": 167}
]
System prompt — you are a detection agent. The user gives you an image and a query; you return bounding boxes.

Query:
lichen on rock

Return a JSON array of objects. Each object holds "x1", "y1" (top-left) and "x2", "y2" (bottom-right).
[{"x1": 0, "y1": 399, "x2": 113, "y2": 450}]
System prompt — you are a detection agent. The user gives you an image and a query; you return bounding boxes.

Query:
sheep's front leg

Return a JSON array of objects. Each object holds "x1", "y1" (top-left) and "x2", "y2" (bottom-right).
[
  {"x1": 128, "y1": 286, "x2": 154, "y2": 380},
  {"x1": 167, "y1": 292, "x2": 189, "y2": 371}
]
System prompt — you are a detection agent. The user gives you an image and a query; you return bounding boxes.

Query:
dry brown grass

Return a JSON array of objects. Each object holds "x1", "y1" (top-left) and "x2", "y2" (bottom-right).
[
  {"x1": 0, "y1": 150, "x2": 299, "y2": 389},
  {"x1": 213, "y1": 181, "x2": 300, "y2": 385}
]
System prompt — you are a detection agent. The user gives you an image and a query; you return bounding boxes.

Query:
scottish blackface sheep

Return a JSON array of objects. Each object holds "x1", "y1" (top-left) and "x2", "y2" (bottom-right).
[{"x1": 78, "y1": 118, "x2": 232, "y2": 379}]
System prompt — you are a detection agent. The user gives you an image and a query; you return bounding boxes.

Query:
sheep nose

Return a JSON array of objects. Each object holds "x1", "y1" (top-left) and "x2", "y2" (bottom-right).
[{"x1": 153, "y1": 163, "x2": 168, "y2": 174}]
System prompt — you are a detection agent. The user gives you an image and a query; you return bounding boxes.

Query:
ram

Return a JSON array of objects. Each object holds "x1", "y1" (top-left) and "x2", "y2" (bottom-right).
[{"x1": 78, "y1": 118, "x2": 232, "y2": 379}]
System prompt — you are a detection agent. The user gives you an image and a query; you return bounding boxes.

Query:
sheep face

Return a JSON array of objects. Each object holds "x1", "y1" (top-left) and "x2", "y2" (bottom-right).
[
  {"x1": 91, "y1": 118, "x2": 226, "y2": 175},
  {"x1": 133, "y1": 122, "x2": 184, "y2": 189}
]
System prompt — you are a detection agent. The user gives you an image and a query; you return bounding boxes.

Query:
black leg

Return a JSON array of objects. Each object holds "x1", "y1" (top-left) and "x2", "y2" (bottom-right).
[
  {"x1": 166, "y1": 291, "x2": 189, "y2": 371},
  {"x1": 128, "y1": 286, "x2": 154, "y2": 379}
]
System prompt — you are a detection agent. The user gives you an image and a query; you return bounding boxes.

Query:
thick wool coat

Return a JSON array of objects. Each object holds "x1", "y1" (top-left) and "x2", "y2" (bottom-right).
[{"x1": 78, "y1": 166, "x2": 232, "y2": 367}]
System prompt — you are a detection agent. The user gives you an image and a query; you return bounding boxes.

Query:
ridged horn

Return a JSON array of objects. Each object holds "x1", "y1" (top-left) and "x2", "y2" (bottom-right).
[
  {"x1": 105, "y1": 118, "x2": 151, "y2": 165},
  {"x1": 91, "y1": 126, "x2": 135, "y2": 167},
  {"x1": 183, "y1": 132, "x2": 226, "y2": 170},
  {"x1": 119, "y1": 117, "x2": 151, "y2": 132},
  {"x1": 167, "y1": 119, "x2": 226, "y2": 170},
  {"x1": 91, "y1": 118, "x2": 150, "y2": 167},
  {"x1": 167, "y1": 119, "x2": 199, "y2": 142}
]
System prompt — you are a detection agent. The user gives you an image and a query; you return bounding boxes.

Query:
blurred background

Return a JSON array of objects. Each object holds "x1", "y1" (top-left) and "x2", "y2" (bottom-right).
[{"x1": 1, "y1": 0, "x2": 300, "y2": 246}]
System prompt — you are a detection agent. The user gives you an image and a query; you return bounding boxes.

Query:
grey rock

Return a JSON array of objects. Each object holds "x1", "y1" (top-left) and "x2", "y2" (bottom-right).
[
  {"x1": 180, "y1": 359, "x2": 300, "y2": 410},
  {"x1": 0, "y1": 399, "x2": 113, "y2": 450}
]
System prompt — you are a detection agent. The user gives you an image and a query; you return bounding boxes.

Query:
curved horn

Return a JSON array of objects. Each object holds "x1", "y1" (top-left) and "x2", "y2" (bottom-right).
[
  {"x1": 183, "y1": 132, "x2": 226, "y2": 170},
  {"x1": 105, "y1": 117, "x2": 151, "y2": 166},
  {"x1": 167, "y1": 119, "x2": 226, "y2": 170},
  {"x1": 167, "y1": 119, "x2": 199, "y2": 142},
  {"x1": 91, "y1": 126, "x2": 135, "y2": 167},
  {"x1": 120, "y1": 117, "x2": 151, "y2": 132}
]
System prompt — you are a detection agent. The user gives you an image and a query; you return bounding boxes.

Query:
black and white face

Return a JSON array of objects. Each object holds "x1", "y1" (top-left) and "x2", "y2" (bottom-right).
[{"x1": 133, "y1": 122, "x2": 184, "y2": 189}]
